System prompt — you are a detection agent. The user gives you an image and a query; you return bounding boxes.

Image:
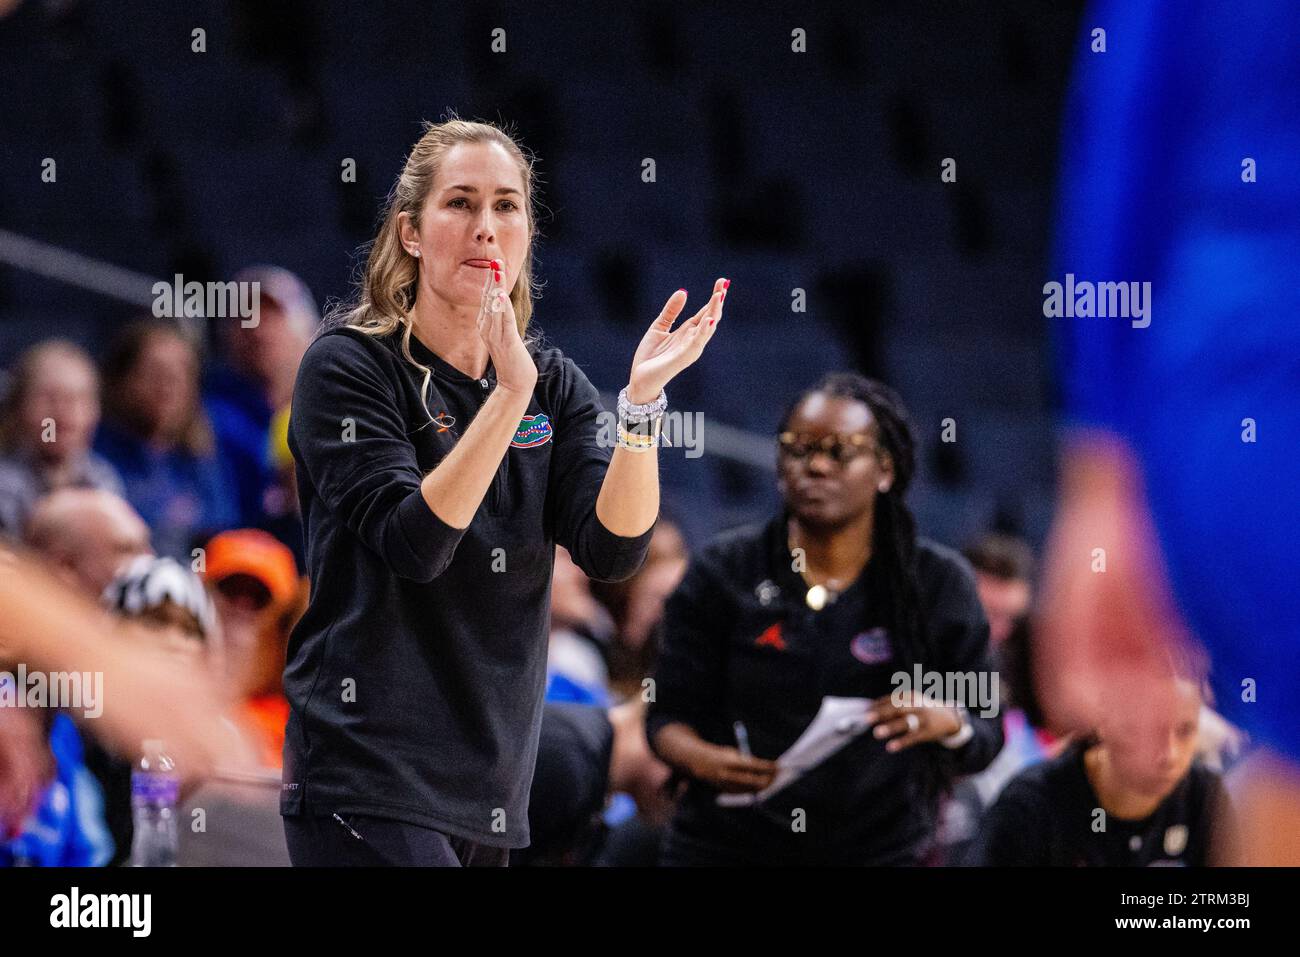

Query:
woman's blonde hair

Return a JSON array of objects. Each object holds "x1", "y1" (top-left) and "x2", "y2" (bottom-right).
[{"x1": 324, "y1": 116, "x2": 543, "y2": 421}]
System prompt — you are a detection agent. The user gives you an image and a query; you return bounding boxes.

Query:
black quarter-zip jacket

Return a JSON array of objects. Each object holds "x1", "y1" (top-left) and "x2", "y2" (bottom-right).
[
  {"x1": 281, "y1": 325, "x2": 654, "y2": 849},
  {"x1": 646, "y1": 514, "x2": 1003, "y2": 865},
  {"x1": 971, "y1": 742, "x2": 1228, "y2": 866}
]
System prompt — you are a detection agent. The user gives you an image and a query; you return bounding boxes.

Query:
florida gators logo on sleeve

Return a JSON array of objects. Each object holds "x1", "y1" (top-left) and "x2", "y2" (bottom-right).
[{"x1": 511, "y1": 413, "x2": 553, "y2": 448}]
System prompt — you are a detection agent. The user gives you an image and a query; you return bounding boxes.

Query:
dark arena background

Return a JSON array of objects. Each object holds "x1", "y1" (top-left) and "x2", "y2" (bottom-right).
[{"x1": 0, "y1": 0, "x2": 1295, "y2": 939}]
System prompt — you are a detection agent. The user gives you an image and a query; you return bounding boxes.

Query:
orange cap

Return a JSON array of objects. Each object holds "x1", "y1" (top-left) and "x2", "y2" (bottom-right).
[{"x1": 202, "y1": 529, "x2": 298, "y2": 609}]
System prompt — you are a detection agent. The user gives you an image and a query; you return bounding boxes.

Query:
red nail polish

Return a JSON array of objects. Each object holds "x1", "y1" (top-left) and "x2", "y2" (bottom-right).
[
  {"x1": 677, "y1": 288, "x2": 687, "y2": 294},
  {"x1": 709, "y1": 318, "x2": 716, "y2": 326},
  {"x1": 494, "y1": 272, "x2": 502, "y2": 281},
  {"x1": 720, "y1": 291, "x2": 726, "y2": 301},
  {"x1": 723, "y1": 279, "x2": 731, "y2": 289}
]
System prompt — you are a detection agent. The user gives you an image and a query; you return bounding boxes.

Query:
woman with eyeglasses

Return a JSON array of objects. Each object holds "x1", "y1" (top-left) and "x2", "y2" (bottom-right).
[{"x1": 646, "y1": 373, "x2": 1004, "y2": 865}]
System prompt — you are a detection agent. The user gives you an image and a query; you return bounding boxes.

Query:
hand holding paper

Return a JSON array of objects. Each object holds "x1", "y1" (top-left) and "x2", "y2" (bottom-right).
[{"x1": 717, "y1": 697, "x2": 875, "y2": 807}]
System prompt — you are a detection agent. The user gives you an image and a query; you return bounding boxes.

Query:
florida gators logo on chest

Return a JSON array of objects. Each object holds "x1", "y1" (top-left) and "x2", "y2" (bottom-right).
[
  {"x1": 511, "y1": 413, "x2": 553, "y2": 448},
  {"x1": 850, "y1": 627, "x2": 892, "y2": 664}
]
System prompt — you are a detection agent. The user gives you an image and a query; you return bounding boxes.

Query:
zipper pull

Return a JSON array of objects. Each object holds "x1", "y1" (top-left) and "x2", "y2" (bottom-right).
[{"x1": 333, "y1": 813, "x2": 363, "y2": 841}]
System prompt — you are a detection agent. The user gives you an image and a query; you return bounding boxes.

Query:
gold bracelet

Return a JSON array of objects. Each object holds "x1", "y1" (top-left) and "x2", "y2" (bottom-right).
[{"x1": 616, "y1": 423, "x2": 659, "y2": 451}]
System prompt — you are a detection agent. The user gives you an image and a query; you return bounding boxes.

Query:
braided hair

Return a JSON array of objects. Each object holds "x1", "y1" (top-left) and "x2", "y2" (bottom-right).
[{"x1": 779, "y1": 372, "x2": 955, "y2": 803}]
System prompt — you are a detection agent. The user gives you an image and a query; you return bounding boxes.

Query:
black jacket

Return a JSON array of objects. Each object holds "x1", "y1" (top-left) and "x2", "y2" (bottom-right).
[
  {"x1": 972, "y1": 742, "x2": 1228, "y2": 866},
  {"x1": 647, "y1": 514, "x2": 1003, "y2": 864},
  {"x1": 281, "y1": 326, "x2": 654, "y2": 848}
]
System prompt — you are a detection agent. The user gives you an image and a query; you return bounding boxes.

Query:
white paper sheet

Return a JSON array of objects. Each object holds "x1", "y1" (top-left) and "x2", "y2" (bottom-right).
[{"x1": 717, "y1": 696, "x2": 874, "y2": 807}]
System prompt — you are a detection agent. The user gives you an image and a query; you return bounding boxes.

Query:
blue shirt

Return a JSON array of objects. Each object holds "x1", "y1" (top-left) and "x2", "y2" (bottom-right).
[
  {"x1": 1053, "y1": 0, "x2": 1300, "y2": 760},
  {"x1": 204, "y1": 361, "x2": 276, "y2": 528},
  {"x1": 93, "y1": 420, "x2": 239, "y2": 561},
  {"x1": 1, "y1": 713, "x2": 114, "y2": 868}
]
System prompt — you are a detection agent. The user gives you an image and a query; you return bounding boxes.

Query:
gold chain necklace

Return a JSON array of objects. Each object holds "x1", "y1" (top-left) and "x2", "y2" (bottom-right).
[{"x1": 787, "y1": 522, "x2": 870, "y2": 611}]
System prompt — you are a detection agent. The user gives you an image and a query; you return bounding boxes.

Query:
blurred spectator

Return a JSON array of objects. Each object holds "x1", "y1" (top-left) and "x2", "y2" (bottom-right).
[
  {"x1": 937, "y1": 534, "x2": 1048, "y2": 863},
  {"x1": 619, "y1": 529, "x2": 688, "y2": 652},
  {"x1": 103, "y1": 554, "x2": 221, "y2": 664},
  {"x1": 969, "y1": 535, "x2": 1242, "y2": 805},
  {"x1": 0, "y1": 544, "x2": 256, "y2": 816},
  {"x1": 972, "y1": 652, "x2": 1233, "y2": 866},
  {"x1": 963, "y1": 533, "x2": 1052, "y2": 742},
  {"x1": 0, "y1": 340, "x2": 123, "y2": 538},
  {"x1": 90, "y1": 554, "x2": 253, "y2": 863},
  {"x1": 964, "y1": 531, "x2": 1244, "y2": 777},
  {"x1": 0, "y1": 694, "x2": 114, "y2": 867},
  {"x1": 513, "y1": 700, "x2": 672, "y2": 867},
  {"x1": 592, "y1": 697, "x2": 674, "y2": 866},
  {"x1": 583, "y1": 522, "x2": 687, "y2": 863},
  {"x1": 545, "y1": 544, "x2": 676, "y2": 865},
  {"x1": 0, "y1": 539, "x2": 70, "y2": 861},
  {"x1": 1, "y1": 585, "x2": 112, "y2": 869},
  {"x1": 24, "y1": 488, "x2": 152, "y2": 597},
  {"x1": 0, "y1": 706, "x2": 50, "y2": 848},
  {"x1": 3, "y1": 489, "x2": 151, "y2": 866},
  {"x1": 938, "y1": 619, "x2": 1054, "y2": 863},
  {"x1": 201, "y1": 528, "x2": 304, "y2": 769},
  {"x1": 592, "y1": 519, "x2": 688, "y2": 699},
  {"x1": 606, "y1": 699, "x2": 674, "y2": 829},
  {"x1": 95, "y1": 319, "x2": 238, "y2": 561},
  {"x1": 962, "y1": 534, "x2": 1034, "y2": 648},
  {"x1": 547, "y1": 545, "x2": 616, "y2": 704},
  {"x1": 237, "y1": 581, "x2": 306, "y2": 770},
  {"x1": 514, "y1": 702, "x2": 614, "y2": 866},
  {"x1": 204, "y1": 266, "x2": 316, "y2": 559}
]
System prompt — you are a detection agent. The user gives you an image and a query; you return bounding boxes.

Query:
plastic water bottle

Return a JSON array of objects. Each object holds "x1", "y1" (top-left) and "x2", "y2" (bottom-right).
[{"x1": 130, "y1": 739, "x2": 180, "y2": 867}]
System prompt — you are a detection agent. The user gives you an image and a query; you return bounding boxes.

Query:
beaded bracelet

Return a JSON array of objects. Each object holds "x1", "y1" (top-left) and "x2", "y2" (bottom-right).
[
  {"x1": 616, "y1": 386, "x2": 667, "y2": 451},
  {"x1": 617, "y1": 386, "x2": 667, "y2": 423}
]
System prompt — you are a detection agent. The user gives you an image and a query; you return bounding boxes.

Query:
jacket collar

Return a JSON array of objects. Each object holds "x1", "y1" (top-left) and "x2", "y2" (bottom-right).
[
  {"x1": 404, "y1": 329, "x2": 496, "y2": 386},
  {"x1": 764, "y1": 506, "x2": 881, "y2": 607}
]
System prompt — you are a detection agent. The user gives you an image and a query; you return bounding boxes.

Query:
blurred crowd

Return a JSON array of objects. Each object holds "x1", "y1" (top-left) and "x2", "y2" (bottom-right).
[
  {"x1": 0, "y1": 268, "x2": 315, "y2": 865},
  {"x1": 0, "y1": 267, "x2": 1249, "y2": 866}
]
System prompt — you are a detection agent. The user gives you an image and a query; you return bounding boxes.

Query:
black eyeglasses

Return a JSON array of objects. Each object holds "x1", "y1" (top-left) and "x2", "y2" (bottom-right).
[{"x1": 777, "y1": 431, "x2": 878, "y2": 465}]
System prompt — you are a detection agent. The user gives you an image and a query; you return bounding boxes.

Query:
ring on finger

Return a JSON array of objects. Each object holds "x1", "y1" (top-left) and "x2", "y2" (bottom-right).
[{"x1": 905, "y1": 713, "x2": 920, "y2": 733}]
